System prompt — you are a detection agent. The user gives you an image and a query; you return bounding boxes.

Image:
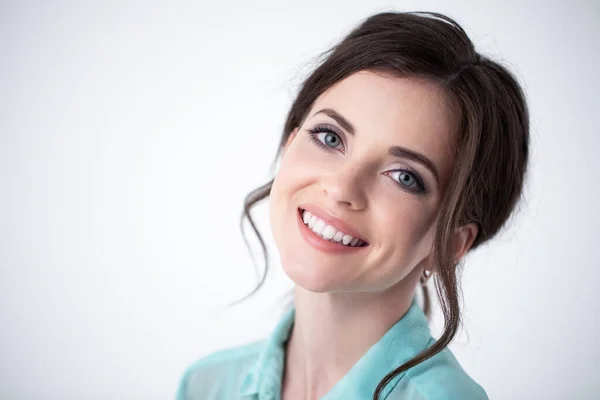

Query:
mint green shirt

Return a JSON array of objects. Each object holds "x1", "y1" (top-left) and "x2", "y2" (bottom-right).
[{"x1": 177, "y1": 298, "x2": 488, "y2": 399}]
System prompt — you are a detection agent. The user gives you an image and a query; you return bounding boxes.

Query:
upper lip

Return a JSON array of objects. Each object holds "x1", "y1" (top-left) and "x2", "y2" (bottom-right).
[{"x1": 299, "y1": 203, "x2": 368, "y2": 243}]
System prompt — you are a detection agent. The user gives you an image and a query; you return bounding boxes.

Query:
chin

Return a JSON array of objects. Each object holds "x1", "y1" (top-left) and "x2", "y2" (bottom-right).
[{"x1": 282, "y1": 261, "x2": 348, "y2": 293}]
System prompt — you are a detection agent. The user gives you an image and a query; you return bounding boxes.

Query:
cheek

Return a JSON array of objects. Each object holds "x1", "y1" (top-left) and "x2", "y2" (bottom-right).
[
  {"x1": 268, "y1": 148, "x2": 311, "y2": 247},
  {"x1": 271, "y1": 141, "x2": 317, "y2": 199},
  {"x1": 270, "y1": 156, "x2": 303, "y2": 207},
  {"x1": 373, "y1": 198, "x2": 436, "y2": 263}
]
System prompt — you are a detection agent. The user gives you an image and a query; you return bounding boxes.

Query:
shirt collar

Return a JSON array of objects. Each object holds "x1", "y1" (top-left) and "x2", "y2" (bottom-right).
[
  {"x1": 239, "y1": 306, "x2": 295, "y2": 398},
  {"x1": 239, "y1": 297, "x2": 431, "y2": 399}
]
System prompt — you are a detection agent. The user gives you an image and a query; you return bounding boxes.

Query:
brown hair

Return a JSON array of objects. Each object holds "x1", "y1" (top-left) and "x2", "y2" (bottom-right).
[{"x1": 233, "y1": 10, "x2": 529, "y2": 400}]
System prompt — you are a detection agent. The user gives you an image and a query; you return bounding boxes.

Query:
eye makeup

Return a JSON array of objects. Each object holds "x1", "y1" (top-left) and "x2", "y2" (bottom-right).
[
  {"x1": 304, "y1": 124, "x2": 428, "y2": 195},
  {"x1": 306, "y1": 124, "x2": 343, "y2": 152}
]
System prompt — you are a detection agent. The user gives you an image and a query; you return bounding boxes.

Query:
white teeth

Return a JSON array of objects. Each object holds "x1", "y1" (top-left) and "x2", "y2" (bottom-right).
[
  {"x1": 300, "y1": 209, "x2": 366, "y2": 247},
  {"x1": 322, "y1": 225, "x2": 337, "y2": 240},
  {"x1": 302, "y1": 211, "x2": 311, "y2": 224},
  {"x1": 313, "y1": 219, "x2": 326, "y2": 234}
]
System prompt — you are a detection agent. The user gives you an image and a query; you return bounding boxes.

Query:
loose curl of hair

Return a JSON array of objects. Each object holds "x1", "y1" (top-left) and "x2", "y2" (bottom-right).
[{"x1": 231, "y1": 10, "x2": 529, "y2": 400}]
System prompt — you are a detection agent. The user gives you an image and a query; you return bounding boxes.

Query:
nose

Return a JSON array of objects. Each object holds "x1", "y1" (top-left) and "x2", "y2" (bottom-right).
[{"x1": 320, "y1": 165, "x2": 368, "y2": 210}]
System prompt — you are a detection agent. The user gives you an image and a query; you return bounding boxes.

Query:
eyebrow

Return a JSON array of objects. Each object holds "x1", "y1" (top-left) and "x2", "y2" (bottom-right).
[{"x1": 311, "y1": 108, "x2": 440, "y2": 184}]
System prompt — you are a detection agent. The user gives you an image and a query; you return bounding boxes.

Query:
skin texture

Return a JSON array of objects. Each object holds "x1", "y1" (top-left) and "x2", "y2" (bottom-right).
[{"x1": 268, "y1": 70, "x2": 478, "y2": 400}]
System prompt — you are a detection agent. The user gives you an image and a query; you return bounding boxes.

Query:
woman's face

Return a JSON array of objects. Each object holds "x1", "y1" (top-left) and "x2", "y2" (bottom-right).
[{"x1": 269, "y1": 70, "x2": 458, "y2": 293}]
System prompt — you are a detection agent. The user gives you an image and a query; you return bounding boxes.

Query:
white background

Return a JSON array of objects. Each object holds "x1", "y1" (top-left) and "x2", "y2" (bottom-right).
[{"x1": 1, "y1": 1, "x2": 599, "y2": 399}]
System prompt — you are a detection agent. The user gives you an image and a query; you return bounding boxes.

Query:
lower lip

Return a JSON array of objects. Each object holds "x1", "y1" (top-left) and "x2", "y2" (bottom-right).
[{"x1": 296, "y1": 208, "x2": 369, "y2": 254}]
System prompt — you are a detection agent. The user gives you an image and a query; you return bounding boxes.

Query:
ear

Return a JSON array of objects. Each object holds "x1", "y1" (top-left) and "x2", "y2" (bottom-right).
[
  {"x1": 452, "y1": 222, "x2": 478, "y2": 265},
  {"x1": 419, "y1": 222, "x2": 479, "y2": 276},
  {"x1": 283, "y1": 127, "x2": 299, "y2": 154}
]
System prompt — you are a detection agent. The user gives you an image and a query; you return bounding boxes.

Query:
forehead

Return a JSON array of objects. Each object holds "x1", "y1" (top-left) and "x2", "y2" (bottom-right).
[{"x1": 308, "y1": 70, "x2": 459, "y2": 184}]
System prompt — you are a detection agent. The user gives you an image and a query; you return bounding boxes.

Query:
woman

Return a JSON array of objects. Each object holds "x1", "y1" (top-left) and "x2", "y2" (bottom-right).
[{"x1": 178, "y1": 10, "x2": 529, "y2": 400}]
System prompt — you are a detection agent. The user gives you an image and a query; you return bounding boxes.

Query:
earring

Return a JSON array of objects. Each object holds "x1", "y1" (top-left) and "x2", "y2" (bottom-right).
[{"x1": 421, "y1": 269, "x2": 433, "y2": 285}]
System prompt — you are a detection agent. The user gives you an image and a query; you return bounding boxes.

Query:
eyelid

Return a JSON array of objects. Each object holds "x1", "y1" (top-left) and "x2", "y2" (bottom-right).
[
  {"x1": 314, "y1": 122, "x2": 344, "y2": 137},
  {"x1": 308, "y1": 123, "x2": 347, "y2": 150},
  {"x1": 307, "y1": 123, "x2": 428, "y2": 194},
  {"x1": 387, "y1": 168, "x2": 427, "y2": 194}
]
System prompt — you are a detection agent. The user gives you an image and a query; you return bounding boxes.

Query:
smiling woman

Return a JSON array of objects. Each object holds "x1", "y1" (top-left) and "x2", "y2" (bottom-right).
[
  {"x1": 178, "y1": 10, "x2": 528, "y2": 400},
  {"x1": 272, "y1": 72, "x2": 460, "y2": 298}
]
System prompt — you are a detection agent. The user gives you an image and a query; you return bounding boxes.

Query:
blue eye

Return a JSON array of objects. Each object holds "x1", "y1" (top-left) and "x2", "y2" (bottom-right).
[
  {"x1": 388, "y1": 169, "x2": 426, "y2": 194},
  {"x1": 305, "y1": 124, "x2": 427, "y2": 195},
  {"x1": 306, "y1": 125, "x2": 344, "y2": 151},
  {"x1": 398, "y1": 171, "x2": 415, "y2": 186}
]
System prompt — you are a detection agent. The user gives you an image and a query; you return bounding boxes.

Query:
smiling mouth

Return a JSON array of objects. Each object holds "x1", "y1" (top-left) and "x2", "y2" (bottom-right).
[{"x1": 298, "y1": 208, "x2": 369, "y2": 247}]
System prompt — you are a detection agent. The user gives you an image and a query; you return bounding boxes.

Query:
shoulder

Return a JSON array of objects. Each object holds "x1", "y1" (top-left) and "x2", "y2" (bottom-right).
[
  {"x1": 388, "y1": 341, "x2": 489, "y2": 400},
  {"x1": 176, "y1": 339, "x2": 265, "y2": 400}
]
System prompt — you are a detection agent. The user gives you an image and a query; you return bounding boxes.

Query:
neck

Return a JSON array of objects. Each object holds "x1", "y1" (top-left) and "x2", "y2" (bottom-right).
[{"x1": 281, "y1": 268, "x2": 421, "y2": 400}]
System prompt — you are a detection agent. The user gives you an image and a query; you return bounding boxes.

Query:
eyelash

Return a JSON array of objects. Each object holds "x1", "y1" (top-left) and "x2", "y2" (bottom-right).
[{"x1": 305, "y1": 124, "x2": 427, "y2": 194}]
